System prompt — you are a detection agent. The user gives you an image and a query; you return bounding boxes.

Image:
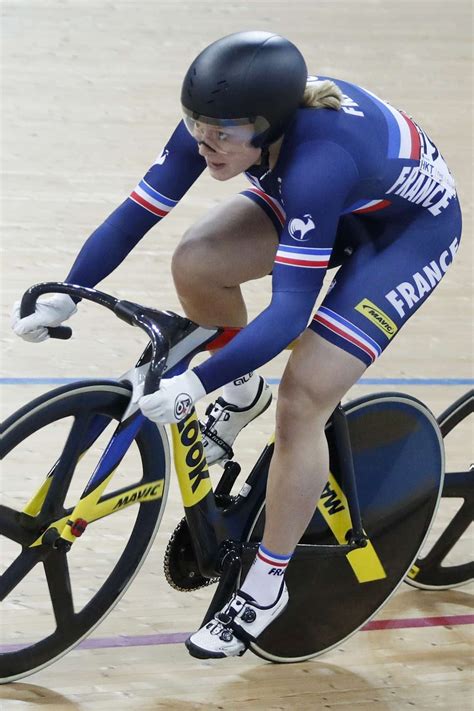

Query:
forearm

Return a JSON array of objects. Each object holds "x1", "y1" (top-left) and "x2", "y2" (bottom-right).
[{"x1": 194, "y1": 291, "x2": 317, "y2": 393}]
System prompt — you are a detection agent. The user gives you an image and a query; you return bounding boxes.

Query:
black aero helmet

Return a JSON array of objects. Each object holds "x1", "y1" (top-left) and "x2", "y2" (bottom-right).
[{"x1": 181, "y1": 31, "x2": 308, "y2": 148}]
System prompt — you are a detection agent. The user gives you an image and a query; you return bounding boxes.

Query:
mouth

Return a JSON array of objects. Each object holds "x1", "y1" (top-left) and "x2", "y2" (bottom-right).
[{"x1": 207, "y1": 159, "x2": 227, "y2": 170}]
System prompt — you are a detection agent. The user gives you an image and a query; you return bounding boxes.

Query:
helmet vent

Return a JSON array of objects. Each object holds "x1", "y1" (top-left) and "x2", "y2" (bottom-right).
[{"x1": 210, "y1": 80, "x2": 229, "y2": 95}]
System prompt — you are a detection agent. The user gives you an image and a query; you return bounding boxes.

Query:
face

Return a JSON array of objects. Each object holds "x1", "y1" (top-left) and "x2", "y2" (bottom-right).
[{"x1": 190, "y1": 122, "x2": 262, "y2": 180}]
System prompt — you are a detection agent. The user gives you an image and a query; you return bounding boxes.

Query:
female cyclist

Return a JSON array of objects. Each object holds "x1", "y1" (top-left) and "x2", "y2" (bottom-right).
[{"x1": 11, "y1": 31, "x2": 462, "y2": 659}]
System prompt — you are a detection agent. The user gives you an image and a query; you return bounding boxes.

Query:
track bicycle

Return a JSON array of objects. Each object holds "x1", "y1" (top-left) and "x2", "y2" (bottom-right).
[{"x1": 0, "y1": 282, "x2": 472, "y2": 682}]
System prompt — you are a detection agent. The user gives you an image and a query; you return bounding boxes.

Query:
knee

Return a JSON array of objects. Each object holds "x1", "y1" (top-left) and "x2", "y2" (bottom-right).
[
  {"x1": 171, "y1": 224, "x2": 216, "y2": 291},
  {"x1": 276, "y1": 370, "x2": 337, "y2": 436}
]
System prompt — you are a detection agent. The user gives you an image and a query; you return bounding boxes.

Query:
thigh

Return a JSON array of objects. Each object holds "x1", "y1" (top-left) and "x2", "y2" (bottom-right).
[
  {"x1": 310, "y1": 201, "x2": 462, "y2": 366},
  {"x1": 175, "y1": 194, "x2": 280, "y2": 285}
]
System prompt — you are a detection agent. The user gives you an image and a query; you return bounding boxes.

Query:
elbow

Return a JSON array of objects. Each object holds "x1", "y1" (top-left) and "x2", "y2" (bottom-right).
[
  {"x1": 284, "y1": 308, "x2": 314, "y2": 344},
  {"x1": 270, "y1": 290, "x2": 319, "y2": 345},
  {"x1": 294, "y1": 312, "x2": 313, "y2": 339}
]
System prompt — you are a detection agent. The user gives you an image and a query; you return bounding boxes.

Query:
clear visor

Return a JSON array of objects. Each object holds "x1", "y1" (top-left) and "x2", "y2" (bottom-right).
[{"x1": 182, "y1": 106, "x2": 269, "y2": 153}]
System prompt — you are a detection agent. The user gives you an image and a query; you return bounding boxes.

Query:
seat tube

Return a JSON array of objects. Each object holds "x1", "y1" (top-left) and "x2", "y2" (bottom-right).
[{"x1": 331, "y1": 404, "x2": 365, "y2": 543}]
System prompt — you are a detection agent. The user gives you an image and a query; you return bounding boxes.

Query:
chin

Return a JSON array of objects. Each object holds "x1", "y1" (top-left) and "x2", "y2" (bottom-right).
[{"x1": 209, "y1": 167, "x2": 235, "y2": 181}]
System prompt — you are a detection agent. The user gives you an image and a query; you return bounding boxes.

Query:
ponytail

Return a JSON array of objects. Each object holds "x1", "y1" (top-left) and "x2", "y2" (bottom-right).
[{"x1": 301, "y1": 79, "x2": 343, "y2": 110}]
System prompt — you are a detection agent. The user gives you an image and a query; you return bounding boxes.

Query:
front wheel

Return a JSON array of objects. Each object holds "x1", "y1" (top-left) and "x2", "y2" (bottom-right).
[{"x1": 0, "y1": 380, "x2": 170, "y2": 683}]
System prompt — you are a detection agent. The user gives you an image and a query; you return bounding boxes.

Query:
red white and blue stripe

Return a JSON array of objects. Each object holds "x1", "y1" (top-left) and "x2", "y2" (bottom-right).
[
  {"x1": 360, "y1": 87, "x2": 421, "y2": 160},
  {"x1": 242, "y1": 186, "x2": 286, "y2": 227},
  {"x1": 256, "y1": 545, "x2": 291, "y2": 568},
  {"x1": 312, "y1": 306, "x2": 382, "y2": 363},
  {"x1": 275, "y1": 244, "x2": 332, "y2": 269},
  {"x1": 130, "y1": 179, "x2": 178, "y2": 217},
  {"x1": 345, "y1": 197, "x2": 392, "y2": 215}
]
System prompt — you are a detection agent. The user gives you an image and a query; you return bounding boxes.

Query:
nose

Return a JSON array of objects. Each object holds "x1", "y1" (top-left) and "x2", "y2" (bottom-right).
[{"x1": 197, "y1": 140, "x2": 216, "y2": 156}]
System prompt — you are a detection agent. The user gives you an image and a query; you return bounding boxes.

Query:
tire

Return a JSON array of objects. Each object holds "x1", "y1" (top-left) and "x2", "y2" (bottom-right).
[
  {"x1": 405, "y1": 390, "x2": 473, "y2": 590},
  {"x1": 0, "y1": 380, "x2": 170, "y2": 683},
  {"x1": 242, "y1": 392, "x2": 444, "y2": 662}
]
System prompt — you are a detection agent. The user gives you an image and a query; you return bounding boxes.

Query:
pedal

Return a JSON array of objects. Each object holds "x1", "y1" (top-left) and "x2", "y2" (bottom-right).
[{"x1": 200, "y1": 541, "x2": 242, "y2": 626}]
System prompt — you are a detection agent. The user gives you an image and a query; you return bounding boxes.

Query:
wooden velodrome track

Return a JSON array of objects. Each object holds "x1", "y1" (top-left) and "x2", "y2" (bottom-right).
[{"x1": 1, "y1": 1, "x2": 472, "y2": 708}]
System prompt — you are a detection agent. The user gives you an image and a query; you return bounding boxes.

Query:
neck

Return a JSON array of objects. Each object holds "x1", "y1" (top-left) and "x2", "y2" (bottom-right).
[
  {"x1": 248, "y1": 136, "x2": 285, "y2": 178},
  {"x1": 268, "y1": 136, "x2": 284, "y2": 169}
]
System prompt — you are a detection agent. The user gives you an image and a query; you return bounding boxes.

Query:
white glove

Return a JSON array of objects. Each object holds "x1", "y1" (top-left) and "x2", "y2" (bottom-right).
[
  {"x1": 139, "y1": 370, "x2": 207, "y2": 424},
  {"x1": 11, "y1": 294, "x2": 77, "y2": 343}
]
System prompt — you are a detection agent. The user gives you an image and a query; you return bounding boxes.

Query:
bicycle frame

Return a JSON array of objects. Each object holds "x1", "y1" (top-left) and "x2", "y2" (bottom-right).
[{"x1": 18, "y1": 282, "x2": 372, "y2": 583}]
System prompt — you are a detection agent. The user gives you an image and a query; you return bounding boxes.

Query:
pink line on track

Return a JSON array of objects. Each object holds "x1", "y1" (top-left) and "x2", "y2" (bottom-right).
[
  {"x1": 362, "y1": 614, "x2": 474, "y2": 631},
  {"x1": 2, "y1": 615, "x2": 473, "y2": 654}
]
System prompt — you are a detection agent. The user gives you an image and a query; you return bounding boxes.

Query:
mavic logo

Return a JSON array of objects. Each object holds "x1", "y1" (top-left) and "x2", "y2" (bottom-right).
[
  {"x1": 288, "y1": 214, "x2": 316, "y2": 241},
  {"x1": 317, "y1": 473, "x2": 387, "y2": 584},
  {"x1": 320, "y1": 482, "x2": 345, "y2": 515},
  {"x1": 355, "y1": 299, "x2": 398, "y2": 340},
  {"x1": 113, "y1": 483, "x2": 163, "y2": 510}
]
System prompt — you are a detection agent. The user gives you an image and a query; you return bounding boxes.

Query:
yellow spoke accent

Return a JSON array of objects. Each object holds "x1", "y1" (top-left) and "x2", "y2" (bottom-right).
[
  {"x1": 22, "y1": 476, "x2": 53, "y2": 517},
  {"x1": 22, "y1": 443, "x2": 92, "y2": 517}
]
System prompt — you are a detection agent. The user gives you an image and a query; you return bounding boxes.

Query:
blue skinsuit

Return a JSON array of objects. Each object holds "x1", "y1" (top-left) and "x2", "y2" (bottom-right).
[{"x1": 66, "y1": 77, "x2": 462, "y2": 392}]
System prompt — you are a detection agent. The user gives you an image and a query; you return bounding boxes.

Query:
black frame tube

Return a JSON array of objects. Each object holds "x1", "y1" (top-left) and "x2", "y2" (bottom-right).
[{"x1": 331, "y1": 404, "x2": 366, "y2": 544}]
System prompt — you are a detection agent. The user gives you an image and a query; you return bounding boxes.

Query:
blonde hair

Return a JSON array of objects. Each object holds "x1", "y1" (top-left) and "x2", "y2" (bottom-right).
[{"x1": 301, "y1": 79, "x2": 343, "y2": 111}]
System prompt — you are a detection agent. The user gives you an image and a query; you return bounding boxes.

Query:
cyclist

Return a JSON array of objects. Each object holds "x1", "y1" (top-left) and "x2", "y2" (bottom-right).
[{"x1": 12, "y1": 31, "x2": 462, "y2": 659}]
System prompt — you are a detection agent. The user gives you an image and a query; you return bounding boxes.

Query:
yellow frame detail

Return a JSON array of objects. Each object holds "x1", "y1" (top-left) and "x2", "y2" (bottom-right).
[
  {"x1": 317, "y1": 472, "x2": 386, "y2": 583},
  {"x1": 29, "y1": 477, "x2": 164, "y2": 547}
]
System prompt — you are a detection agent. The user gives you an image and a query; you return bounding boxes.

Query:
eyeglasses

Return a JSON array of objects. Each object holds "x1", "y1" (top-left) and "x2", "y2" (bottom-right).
[{"x1": 182, "y1": 107, "x2": 269, "y2": 154}]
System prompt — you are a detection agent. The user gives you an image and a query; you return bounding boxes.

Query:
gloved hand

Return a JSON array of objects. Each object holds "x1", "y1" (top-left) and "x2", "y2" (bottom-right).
[
  {"x1": 139, "y1": 370, "x2": 206, "y2": 424},
  {"x1": 11, "y1": 294, "x2": 77, "y2": 343}
]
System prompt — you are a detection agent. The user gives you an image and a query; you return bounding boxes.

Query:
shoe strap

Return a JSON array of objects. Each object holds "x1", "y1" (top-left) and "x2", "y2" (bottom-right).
[
  {"x1": 217, "y1": 592, "x2": 261, "y2": 645},
  {"x1": 225, "y1": 618, "x2": 256, "y2": 646},
  {"x1": 200, "y1": 401, "x2": 235, "y2": 460},
  {"x1": 214, "y1": 611, "x2": 254, "y2": 648},
  {"x1": 202, "y1": 427, "x2": 234, "y2": 460}
]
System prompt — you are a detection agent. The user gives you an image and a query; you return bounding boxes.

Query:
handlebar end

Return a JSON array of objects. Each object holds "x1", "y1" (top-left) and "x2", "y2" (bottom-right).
[{"x1": 48, "y1": 326, "x2": 72, "y2": 340}]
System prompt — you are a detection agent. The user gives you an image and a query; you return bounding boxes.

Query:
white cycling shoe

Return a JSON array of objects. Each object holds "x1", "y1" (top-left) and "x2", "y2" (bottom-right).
[
  {"x1": 185, "y1": 583, "x2": 289, "y2": 659},
  {"x1": 201, "y1": 376, "x2": 272, "y2": 466}
]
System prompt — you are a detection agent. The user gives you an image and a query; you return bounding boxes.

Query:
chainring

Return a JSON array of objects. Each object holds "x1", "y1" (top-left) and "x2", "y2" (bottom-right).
[{"x1": 163, "y1": 495, "x2": 234, "y2": 592}]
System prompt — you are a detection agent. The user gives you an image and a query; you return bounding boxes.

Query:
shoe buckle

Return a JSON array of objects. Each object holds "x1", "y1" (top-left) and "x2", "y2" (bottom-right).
[
  {"x1": 241, "y1": 607, "x2": 257, "y2": 624},
  {"x1": 216, "y1": 612, "x2": 233, "y2": 625},
  {"x1": 219, "y1": 628, "x2": 234, "y2": 643}
]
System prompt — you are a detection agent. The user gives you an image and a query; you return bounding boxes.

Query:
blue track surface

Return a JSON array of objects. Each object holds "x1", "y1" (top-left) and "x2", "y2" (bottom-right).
[{"x1": 1, "y1": 376, "x2": 472, "y2": 386}]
